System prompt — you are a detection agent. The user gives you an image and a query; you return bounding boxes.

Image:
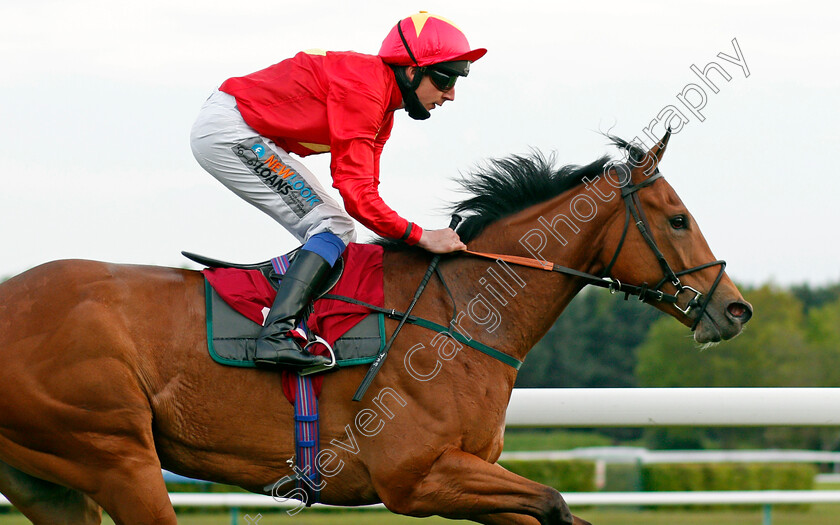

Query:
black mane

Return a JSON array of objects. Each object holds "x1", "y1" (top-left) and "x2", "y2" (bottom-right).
[{"x1": 376, "y1": 136, "x2": 639, "y2": 251}]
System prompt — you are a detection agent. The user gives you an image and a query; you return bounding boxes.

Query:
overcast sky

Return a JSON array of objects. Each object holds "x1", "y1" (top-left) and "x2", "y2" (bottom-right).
[{"x1": 1, "y1": 1, "x2": 838, "y2": 286}]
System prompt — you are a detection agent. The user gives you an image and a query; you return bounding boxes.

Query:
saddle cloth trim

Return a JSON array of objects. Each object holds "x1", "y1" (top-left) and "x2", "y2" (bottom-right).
[{"x1": 203, "y1": 279, "x2": 386, "y2": 368}]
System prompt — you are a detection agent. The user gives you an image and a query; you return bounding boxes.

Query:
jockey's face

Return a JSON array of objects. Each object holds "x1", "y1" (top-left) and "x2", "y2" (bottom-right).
[{"x1": 407, "y1": 66, "x2": 455, "y2": 112}]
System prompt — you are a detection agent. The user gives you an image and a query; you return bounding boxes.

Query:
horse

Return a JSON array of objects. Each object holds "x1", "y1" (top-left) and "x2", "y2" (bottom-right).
[{"x1": 0, "y1": 131, "x2": 752, "y2": 525}]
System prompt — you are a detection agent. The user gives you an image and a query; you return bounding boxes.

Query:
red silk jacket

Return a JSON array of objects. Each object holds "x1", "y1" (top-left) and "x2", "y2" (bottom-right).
[{"x1": 220, "y1": 50, "x2": 422, "y2": 244}]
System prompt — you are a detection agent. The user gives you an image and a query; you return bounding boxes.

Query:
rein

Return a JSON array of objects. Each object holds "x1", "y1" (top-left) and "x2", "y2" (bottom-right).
[
  {"x1": 461, "y1": 249, "x2": 681, "y2": 304},
  {"x1": 461, "y1": 167, "x2": 726, "y2": 331}
]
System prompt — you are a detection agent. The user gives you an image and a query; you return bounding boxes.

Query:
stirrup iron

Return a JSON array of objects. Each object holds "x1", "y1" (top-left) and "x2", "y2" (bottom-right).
[{"x1": 298, "y1": 335, "x2": 336, "y2": 376}]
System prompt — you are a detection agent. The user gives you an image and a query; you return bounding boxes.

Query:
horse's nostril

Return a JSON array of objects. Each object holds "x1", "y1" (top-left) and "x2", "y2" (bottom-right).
[{"x1": 727, "y1": 301, "x2": 752, "y2": 322}]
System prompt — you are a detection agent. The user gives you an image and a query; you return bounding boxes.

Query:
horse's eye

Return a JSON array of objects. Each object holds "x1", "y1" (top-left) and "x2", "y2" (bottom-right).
[{"x1": 669, "y1": 215, "x2": 688, "y2": 230}]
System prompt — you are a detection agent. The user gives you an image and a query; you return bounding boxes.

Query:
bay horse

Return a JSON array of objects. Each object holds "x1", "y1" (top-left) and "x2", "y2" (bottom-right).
[{"x1": 0, "y1": 132, "x2": 751, "y2": 525}]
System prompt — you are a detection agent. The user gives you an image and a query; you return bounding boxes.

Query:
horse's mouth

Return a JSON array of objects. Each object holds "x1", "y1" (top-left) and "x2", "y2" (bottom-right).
[
  {"x1": 693, "y1": 303, "x2": 750, "y2": 344},
  {"x1": 694, "y1": 322, "x2": 723, "y2": 345}
]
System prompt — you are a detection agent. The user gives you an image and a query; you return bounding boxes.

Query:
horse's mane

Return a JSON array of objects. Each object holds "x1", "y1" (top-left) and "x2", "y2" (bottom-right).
[{"x1": 376, "y1": 135, "x2": 642, "y2": 251}]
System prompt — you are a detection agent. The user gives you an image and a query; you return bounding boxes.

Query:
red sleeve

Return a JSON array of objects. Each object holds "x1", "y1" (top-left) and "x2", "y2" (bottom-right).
[
  {"x1": 327, "y1": 75, "x2": 423, "y2": 245},
  {"x1": 372, "y1": 117, "x2": 390, "y2": 184}
]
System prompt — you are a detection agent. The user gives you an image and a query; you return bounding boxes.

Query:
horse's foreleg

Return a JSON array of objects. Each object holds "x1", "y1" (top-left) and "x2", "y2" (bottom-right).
[
  {"x1": 376, "y1": 448, "x2": 585, "y2": 525},
  {"x1": 466, "y1": 513, "x2": 541, "y2": 524},
  {"x1": 469, "y1": 513, "x2": 592, "y2": 525},
  {"x1": 91, "y1": 461, "x2": 177, "y2": 525}
]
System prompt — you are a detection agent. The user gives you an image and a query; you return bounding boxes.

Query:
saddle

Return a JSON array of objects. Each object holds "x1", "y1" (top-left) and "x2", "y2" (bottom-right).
[{"x1": 184, "y1": 244, "x2": 388, "y2": 378}]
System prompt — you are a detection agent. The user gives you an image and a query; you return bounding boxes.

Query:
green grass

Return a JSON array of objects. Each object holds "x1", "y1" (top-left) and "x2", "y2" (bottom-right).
[
  {"x1": 578, "y1": 506, "x2": 840, "y2": 525},
  {"x1": 2, "y1": 506, "x2": 840, "y2": 525}
]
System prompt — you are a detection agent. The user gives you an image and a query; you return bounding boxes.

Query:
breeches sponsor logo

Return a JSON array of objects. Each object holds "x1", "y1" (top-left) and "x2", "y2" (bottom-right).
[{"x1": 233, "y1": 139, "x2": 323, "y2": 218}]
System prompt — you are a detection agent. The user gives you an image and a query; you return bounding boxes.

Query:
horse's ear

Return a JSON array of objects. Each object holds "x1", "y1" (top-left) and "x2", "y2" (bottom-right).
[{"x1": 639, "y1": 128, "x2": 671, "y2": 174}]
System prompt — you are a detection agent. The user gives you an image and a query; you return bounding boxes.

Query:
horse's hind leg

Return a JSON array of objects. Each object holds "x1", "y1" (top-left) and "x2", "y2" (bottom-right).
[
  {"x1": 0, "y1": 460, "x2": 102, "y2": 525},
  {"x1": 0, "y1": 372, "x2": 177, "y2": 524}
]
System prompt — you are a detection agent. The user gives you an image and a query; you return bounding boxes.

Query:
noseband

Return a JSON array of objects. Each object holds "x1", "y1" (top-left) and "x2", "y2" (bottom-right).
[{"x1": 462, "y1": 163, "x2": 726, "y2": 331}]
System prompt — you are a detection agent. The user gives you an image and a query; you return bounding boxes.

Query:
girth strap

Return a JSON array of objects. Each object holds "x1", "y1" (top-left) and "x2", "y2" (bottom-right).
[{"x1": 293, "y1": 374, "x2": 321, "y2": 504}]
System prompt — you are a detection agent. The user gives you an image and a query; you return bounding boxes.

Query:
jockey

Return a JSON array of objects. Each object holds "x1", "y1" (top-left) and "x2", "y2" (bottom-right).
[{"x1": 190, "y1": 12, "x2": 486, "y2": 369}]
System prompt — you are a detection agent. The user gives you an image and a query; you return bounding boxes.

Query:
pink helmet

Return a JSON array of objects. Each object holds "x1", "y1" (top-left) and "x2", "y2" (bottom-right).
[{"x1": 378, "y1": 12, "x2": 487, "y2": 67}]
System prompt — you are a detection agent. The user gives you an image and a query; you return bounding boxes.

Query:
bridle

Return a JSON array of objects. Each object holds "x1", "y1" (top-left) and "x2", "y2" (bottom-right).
[
  {"x1": 463, "y1": 162, "x2": 726, "y2": 331},
  {"x1": 601, "y1": 162, "x2": 726, "y2": 329}
]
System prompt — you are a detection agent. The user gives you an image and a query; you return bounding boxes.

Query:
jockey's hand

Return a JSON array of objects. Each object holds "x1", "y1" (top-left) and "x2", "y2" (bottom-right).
[{"x1": 417, "y1": 228, "x2": 467, "y2": 254}]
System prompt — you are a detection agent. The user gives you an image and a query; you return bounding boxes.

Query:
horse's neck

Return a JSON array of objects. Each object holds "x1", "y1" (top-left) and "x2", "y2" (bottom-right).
[{"x1": 466, "y1": 183, "x2": 622, "y2": 361}]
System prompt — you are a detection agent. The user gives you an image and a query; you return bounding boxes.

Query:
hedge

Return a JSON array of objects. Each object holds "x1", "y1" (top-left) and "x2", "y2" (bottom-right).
[
  {"x1": 642, "y1": 463, "x2": 816, "y2": 510},
  {"x1": 498, "y1": 460, "x2": 596, "y2": 492}
]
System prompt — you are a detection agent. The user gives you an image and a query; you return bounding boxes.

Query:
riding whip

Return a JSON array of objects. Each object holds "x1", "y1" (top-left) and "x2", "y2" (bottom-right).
[{"x1": 352, "y1": 214, "x2": 462, "y2": 402}]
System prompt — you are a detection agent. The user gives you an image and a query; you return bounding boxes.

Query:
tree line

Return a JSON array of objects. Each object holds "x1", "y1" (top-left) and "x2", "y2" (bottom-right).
[{"x1": 515, "y1": 281, "x2": 840, "y2": 450}]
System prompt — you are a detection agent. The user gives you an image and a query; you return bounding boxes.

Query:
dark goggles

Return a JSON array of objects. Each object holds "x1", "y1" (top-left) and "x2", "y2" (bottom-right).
[{"x1": 426, "y1": 67, "x2": 458, "y2": 92}]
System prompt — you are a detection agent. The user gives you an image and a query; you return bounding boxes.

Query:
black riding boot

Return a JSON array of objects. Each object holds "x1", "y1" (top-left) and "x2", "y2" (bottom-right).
[{"x1": 254, "y1": 250, "x2": 332, "y2": 369}]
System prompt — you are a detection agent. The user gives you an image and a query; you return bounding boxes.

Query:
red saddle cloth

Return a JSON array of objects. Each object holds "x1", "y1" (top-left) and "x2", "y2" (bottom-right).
[{"x1": 202, "y1": 243, "x2": 385, "y2": 400}]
